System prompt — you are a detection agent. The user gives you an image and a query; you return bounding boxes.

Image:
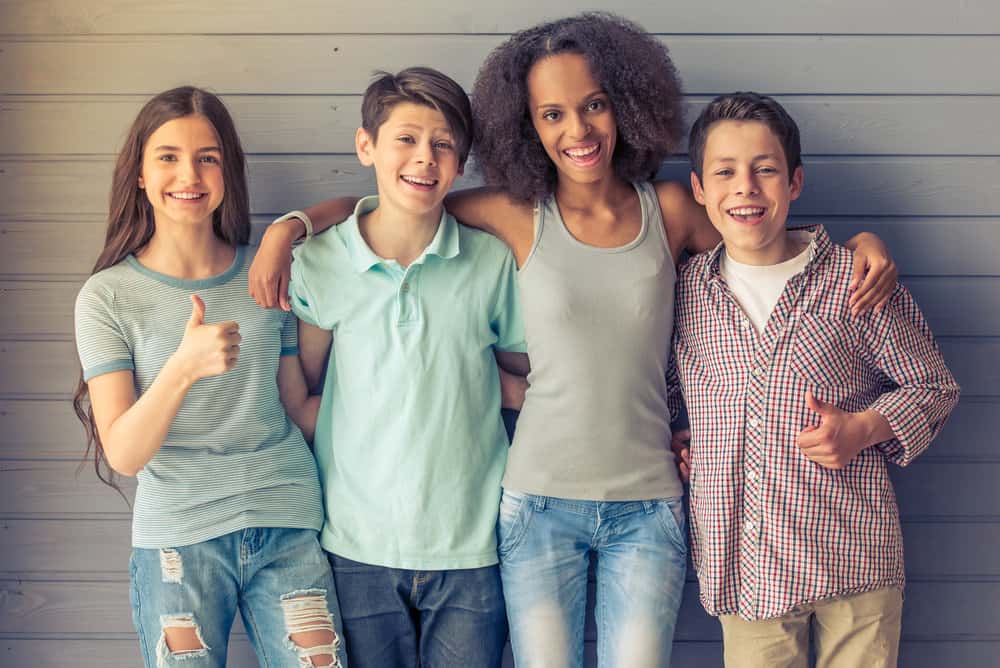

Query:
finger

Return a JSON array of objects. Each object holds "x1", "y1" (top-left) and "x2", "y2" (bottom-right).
[
  {"x1": 851, "y1": 269, "x2": 891, "y2": 315},
  {"x1": 680, "y1": 447, "x2": 691, "y2": 466},
  {"x1": 805, "y1": 390, "x2": 836, "y2": 417},
  {"x1": 674, "y1": 427, "x2": 691, "y2": 441},
  {"x1": 871, "y1": 271, "x2": 897, "y2": 313},
  {"x1": 189, "y1": 294, "x2": 206, "y2": 327},
  {"x1": 678, "y1": 462, "x2": 690, "y2": 483},
  {"x1": 849, "y1": 251, "x2": 868, "y2": 292},
  {"x1": 849, "y1": 261, "x2": 882, "y2": 310},
  {"x1": 278, "y1": 272, "x2": 292, "y2": 312}
]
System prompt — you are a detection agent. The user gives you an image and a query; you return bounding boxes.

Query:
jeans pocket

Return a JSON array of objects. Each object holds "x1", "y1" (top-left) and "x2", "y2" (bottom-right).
[
  {"x1": 497, "y1": 490, "x2": 533, "y2": 559},
  {"x1": 654, "y1": 497, "x2": 688, "y2": 555}
]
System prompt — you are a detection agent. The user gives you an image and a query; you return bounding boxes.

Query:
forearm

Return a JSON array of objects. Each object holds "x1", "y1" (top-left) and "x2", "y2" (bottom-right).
[{"x1": 97, "y1": 361, "x2": 195, "y2": 476}]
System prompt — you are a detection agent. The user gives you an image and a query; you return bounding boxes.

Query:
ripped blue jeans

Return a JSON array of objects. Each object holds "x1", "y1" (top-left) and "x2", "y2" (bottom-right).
[{"x1": 130, "y1": 527, "x2": 347, "y2": 667}]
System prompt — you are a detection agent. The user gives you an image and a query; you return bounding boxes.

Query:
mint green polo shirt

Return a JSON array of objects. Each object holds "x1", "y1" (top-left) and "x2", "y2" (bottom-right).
[{"x1": 289, "y1": 196, "x2": 526, "y2": 570}]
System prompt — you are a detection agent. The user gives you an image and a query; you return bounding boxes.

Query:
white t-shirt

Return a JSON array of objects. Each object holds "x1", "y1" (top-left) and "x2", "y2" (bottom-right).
[{"x1": 719, "y1": 230, "x2": 815, "y2": 333}]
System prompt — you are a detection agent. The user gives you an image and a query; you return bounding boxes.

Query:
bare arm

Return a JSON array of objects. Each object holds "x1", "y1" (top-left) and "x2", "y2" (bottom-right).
[
  {"x1": 88, "y1": 295, "x2": 241, "y2": 476},
  {"x1": 298, "y1": 320, "x2": 333, "y2": 392},
  {"x1": 249, "y1": 197, "x2": 359, "y2": 310},
  {"x1": 277, "y1": 353, "x2": 320, "y2": 443}
]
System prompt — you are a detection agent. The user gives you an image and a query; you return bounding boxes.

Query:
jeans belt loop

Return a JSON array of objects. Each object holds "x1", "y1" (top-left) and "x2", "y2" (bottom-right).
[{"x1": 533, "y1": 495, "x2": 547, "y2": 512}]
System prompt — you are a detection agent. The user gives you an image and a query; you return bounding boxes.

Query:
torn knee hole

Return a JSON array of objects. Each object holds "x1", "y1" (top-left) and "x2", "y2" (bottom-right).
[
  {"x1": 159, "y1": 614, "x2": 208, "y2": 655},
  {"x1": 281, "y1": 590, "x2": 342, "y2": 667}
]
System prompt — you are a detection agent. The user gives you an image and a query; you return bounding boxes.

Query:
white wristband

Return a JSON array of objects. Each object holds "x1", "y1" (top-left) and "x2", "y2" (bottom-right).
[{"x1": 271, "y1": 210, "x2": 314, "y2": 240}]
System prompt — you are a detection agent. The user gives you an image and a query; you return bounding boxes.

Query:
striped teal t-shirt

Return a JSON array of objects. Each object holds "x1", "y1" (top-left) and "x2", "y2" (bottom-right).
[{"x1": 74, "y1": 245, "x2": 324, "y2": 549}]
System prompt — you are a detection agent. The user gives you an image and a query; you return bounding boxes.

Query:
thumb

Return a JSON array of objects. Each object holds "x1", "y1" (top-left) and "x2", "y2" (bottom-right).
[
  {"x1": 188, "y1": 294, "x2": 206, "y2": 327},
  {"x1": 805, "y1": 390, "x2": 836, "y2": 416}
]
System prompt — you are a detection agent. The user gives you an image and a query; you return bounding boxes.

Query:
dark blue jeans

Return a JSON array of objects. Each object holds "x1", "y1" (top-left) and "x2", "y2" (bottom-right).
[{"x1": 328, "y1": 553, "x2": 507, "y2": 668}]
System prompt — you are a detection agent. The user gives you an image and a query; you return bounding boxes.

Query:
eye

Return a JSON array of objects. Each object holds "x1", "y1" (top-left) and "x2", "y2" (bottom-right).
[
  {"x1": 756, "y1": 166, "x2": 778, "y2": 175},
  {"x1": 199, "y1": 155, "x2": 221, "y2": 164},
  {"x1": 433, "y1": 140, "x2": 454, "y2": 151},
  {"x1": 396, "y1": 135, "x2": 415, "y2": 144},
  {"x1": 585, "y1": 99, "x2": 605, "y2": 112},
  {"x1": 714, "y1": 168, "x2": 734, "y2": 177},
  {"x1": 541, "y1": 110, "x2": 560, "y2": 122},
  {"x1": 157, "y1": 154, "x2": 177, "y2": 162}
]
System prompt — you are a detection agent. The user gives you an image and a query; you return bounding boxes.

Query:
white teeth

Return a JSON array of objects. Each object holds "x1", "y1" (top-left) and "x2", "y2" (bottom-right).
[
  {"x1": 170, "y1": 192, "x2": 204, "y2": 200},
  {"x1": 728, "y1": 207, "x2": 764, "y2": 216},
  {"x1": 401, "y1": 175, "x2": 436, "y2": 186},
  {"x1": 565, "y1": 144, "x2": 599, "y2": 158}
]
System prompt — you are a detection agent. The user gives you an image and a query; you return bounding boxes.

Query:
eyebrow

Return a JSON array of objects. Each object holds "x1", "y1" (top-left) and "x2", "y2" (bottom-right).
[
  {"x1": 712, "y1": 153, "x2": 781, "y2": 163},
  {"x1": 535, "y1": 90, "x2": 606, "y2": 110},
  {"x1": 151, "y1": 145, "x2": 222, "y2": 152}
]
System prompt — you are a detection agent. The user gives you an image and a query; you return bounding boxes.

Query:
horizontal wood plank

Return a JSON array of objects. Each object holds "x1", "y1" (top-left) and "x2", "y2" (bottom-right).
[
  {"x1": 3, "y1": 36, "x2": 1000, "y2": 95},
  {"x1": 5, "y1": 518, "x2": 999, "y2": 579},
  {"x1": 5, "y1": 157, "x2": 1000, "y2": 217},
  {"x1": 2, "y1": 217, "x2": 997, "y2": 278},
  {"x1": 2, "y1": 459, "x2": 997, "y2": 518},
  {"x1": 6, "y1": 95, "x2": 1000, "y2": 156},
  {"x1": 3, "y1": 579, "x2": 999, "y2": 640},
  {"x1": 4, "y1": 276, "x2": 998, "y2": 340},
  {"x1": 3, "y1": 0, "x2": 999, "y2": 34}
]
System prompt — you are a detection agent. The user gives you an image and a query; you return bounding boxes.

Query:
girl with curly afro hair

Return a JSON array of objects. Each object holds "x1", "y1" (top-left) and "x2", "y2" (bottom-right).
[{"x1": 251, "y1": 12, "x2": 896, "y2": 666}]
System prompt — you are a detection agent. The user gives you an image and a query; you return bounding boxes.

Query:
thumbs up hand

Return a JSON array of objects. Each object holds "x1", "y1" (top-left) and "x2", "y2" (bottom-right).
[
  {"x1": 796, "y1": 391, "x2": 874, "y2": 470},
  {"x1": 171, "y1": 294, "x2": 242, "y2": 382}
]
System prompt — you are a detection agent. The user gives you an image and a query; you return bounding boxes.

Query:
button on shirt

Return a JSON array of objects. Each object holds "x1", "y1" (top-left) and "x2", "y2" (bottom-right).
[
  {"x1": 669, "y1": 225, "x2": 959, "y2": 620},
  {"x1": 289, "y1": 196, "x2": 527, "y2": 570}
]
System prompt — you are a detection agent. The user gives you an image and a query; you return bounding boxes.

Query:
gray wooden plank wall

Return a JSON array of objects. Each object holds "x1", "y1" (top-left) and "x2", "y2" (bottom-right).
[{"x1": 1, "y1": 1, "x2": 998, "y2": 666}]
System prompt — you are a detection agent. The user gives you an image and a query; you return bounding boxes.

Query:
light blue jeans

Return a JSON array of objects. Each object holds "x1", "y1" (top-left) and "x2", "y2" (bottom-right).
[
  {"x1": 130, "y1": 527, "x2": 347, "y2": 667},
  {"x1": 498, "y1": 491, "x2": 688, "y2": 668}
]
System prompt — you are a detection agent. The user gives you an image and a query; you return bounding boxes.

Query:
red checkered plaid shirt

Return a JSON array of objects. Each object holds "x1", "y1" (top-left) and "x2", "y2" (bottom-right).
[{"x1": 669, "y1": 225, "x2": 959, "y2": 620}]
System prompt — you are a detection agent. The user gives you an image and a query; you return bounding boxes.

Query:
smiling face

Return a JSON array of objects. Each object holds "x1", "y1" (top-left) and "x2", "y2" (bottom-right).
[
  {"x1": 138, "y1": 114, "x2": 225, "y2": 231},
  {"x1": 526, "y1": 52, "x2": 617, "y2": 187},
  {"x1": 691, "y1": 120, "x2": 804, "y2": 266},
  {"x1": 356, "y1": 101, "x2": 462, "y2": 219}
]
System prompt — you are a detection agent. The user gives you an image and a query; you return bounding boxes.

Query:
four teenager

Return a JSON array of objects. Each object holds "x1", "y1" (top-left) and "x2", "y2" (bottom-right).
[{"x1": 73, "y1": 11, "x2": 957, "y2": 668}]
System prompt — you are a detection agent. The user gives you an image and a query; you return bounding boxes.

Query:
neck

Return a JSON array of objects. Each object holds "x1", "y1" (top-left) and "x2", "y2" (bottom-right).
[
  {"x1": 728, "y1": 233, "x2": 807, "y2": 267},
  {"x1": 137, "y1": 220, "x2": 235, "y2": 279},
  {"x1": 554, "y1": 173, "x2": 632, "y2": 213},
  {"x1": 358, "y1": 199, "x2": 443, "y2": 268}
]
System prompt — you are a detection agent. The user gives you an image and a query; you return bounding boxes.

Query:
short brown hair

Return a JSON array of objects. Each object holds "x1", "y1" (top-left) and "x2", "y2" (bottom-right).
[
  {"x1": 689, "y1": 92, "x2": 802, "y2": 181},
  {"x1": 361, "y1": 67, "x2": 473, "y2": 165}
]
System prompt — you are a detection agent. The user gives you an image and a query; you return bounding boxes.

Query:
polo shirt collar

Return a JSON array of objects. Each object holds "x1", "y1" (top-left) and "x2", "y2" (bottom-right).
[{"x1": 344, "y1": 195, "x2": 460, "y2": 274}]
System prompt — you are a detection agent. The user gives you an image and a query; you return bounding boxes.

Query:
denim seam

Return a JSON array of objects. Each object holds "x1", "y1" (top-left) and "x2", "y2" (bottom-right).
[
  {"x1": 654, "y1": 500, "x2": 688, "y2": 554},
  {"x1": 498, "y1": 497, "x2": 535, "y2": 560}
]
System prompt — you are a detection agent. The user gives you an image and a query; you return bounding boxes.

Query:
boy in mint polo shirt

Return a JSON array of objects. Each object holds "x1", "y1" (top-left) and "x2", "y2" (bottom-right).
[{"x1": 284, "y1": 68, "x2": 526, "y2": 667}]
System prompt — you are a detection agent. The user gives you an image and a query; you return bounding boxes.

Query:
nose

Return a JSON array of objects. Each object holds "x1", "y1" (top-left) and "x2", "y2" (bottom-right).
[
  {"x1": 415, "y1": 140, "x2": 437, "y2": 166},
  {"x1": 735, "y1": 173, "x2": 759, "y2": 197},
  {"x1": 568, "y1": 111, "x2": 590, "y2": 139},
  {"x1": 178, "y1": 157, "x2": 201, "y2": 184}
]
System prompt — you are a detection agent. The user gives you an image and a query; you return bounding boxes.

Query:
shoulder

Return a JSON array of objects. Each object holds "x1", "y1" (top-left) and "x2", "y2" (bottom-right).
[
  {"x1": 457, "y1": 222, "x2": 515, "y2": 266},
  {"x1": 677, "y1": 251, "x2": 713, "y2": 292},
  {"x1": 76, "y1": 261, "x2": 132, "y2": 312}
]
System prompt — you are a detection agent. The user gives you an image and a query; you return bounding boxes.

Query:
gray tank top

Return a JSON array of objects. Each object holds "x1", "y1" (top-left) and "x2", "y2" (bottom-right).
[{"x1": 504, "y1": 181, "x2": 683, "y2": 500}]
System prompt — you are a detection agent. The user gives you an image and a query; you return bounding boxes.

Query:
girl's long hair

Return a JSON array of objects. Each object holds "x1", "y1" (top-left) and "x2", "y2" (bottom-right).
[{"x1": 72, "y1": 86, "x2": 250, "y2": 493}]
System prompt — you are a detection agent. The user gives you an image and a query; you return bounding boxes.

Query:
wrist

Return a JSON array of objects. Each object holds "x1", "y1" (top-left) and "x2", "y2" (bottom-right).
[
  {"x1": 265, "y1": 217, "x2": 305, "y2": 243},
  {"x1": 856, "y1": 409, "x2": 893, "y2": 448},
  {"x1": 270, "y1": 210, "x2": 313, "y2": 241},
  {"x1": 162, "y1": 353, "x2": 199, "y2": 390}
]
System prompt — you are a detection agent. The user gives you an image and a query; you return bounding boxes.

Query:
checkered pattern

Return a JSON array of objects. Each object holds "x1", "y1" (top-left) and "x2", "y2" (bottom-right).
[{"x1": 669, "y1": 225, "x2": 960, "y2": 621}]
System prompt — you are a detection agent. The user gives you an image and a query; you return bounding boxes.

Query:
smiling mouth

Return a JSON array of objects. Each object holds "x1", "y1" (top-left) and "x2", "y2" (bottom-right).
[
  {"x1": 727, "y1": 206, "x2": 766, "y2": 223},
  {"x1": 168, "y1": 192, "x2": 207, "y2": 201},
  {"x1": 563, "y1": 143, "x2": 601, "y2": 166},
  {"x1": 400, "y1": 175, "x2": 438, "y2": 190}
]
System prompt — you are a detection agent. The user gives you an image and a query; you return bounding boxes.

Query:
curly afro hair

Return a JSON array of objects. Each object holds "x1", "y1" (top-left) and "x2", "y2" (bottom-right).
[{"x1": 471, "y1": 12, "x2": 685, "y2": 202}]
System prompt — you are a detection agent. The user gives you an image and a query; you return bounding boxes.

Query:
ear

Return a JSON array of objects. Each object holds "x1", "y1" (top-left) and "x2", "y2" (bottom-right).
[
  {"x1": 457, "y1": 161, "x2": 465, "y2": 177},
  {"x1": 137, "y1": 175, "x2": 145, "y2": 189},
  {"x1": 355, "y1": 127, "x2": 376, "y2": 166},
  {"x1": 789, "y1": 165, "x2": 804, "y2": 201},
  {"x1": 690, "y1": 171, "x2": 706, "y2": 205}
]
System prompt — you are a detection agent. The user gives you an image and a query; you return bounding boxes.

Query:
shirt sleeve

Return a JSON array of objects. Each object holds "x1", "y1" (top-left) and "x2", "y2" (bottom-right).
[
  {"x1": 279, "y1": 310, "x2": 299, "y2": 357},
  {"x1": 490, "y1": 247, "x2": 528, "y2": 353},
  {"x1": 74, "y1": 277, "x2": 135, "y2": 381},
  {"x1": 288, "y1": 247, "x2": 323, "y2": 328},
  {"x1": 666, "y1": 330, "x2": 684, "y2": 424},
  {"x1": 861, "y1": 283, "x2": 960, "y2": 466}
]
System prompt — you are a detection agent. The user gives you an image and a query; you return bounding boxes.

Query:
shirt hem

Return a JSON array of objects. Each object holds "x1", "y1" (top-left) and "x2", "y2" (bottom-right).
[
  {"x1": 320, "y1": 539, "x2": 499, "y2": 571},
  {"x1": 132, "y1": 516, "x2": 323, "y2": 550},
  {"x1": 703, "y1": 578, "x2": 906, "y2": 621}
]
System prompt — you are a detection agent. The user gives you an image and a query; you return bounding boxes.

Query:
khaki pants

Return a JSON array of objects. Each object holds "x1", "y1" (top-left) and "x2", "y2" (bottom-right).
[{"x1": 719, "y1": 587, "x2": 903, "y2": 668}]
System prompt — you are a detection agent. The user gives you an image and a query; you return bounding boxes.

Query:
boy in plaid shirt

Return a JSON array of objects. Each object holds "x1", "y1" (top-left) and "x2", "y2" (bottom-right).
[{"x1": 670, "y1": 92, "x2": 960, "y2": 667}]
